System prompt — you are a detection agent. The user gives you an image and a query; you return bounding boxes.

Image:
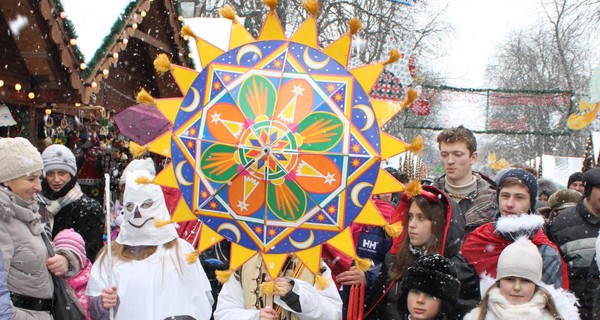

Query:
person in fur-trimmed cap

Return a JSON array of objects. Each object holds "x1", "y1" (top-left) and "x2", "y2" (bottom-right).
[
  {"x1": 461, "y1": 168, "x2": 569, "y2": 290},
  {"x1": 464, "y1": 238, "x2": 579, "y2": 320},
  {"x1": 544, "y1": 189, "x2": 581, "y2": 223},
  {"x1": 397, "y1": 254, "x2": 461, "y2": 320}
]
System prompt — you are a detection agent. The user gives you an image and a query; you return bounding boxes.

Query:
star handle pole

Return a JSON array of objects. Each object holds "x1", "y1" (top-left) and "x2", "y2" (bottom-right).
[{"x1": 104, "y1": 174, "x2": 114, "y2": 320}]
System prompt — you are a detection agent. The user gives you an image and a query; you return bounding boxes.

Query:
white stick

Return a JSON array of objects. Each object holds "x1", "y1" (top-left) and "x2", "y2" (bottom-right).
[{"x1": 104, "y1": 174, "x2": 114, "y2": 320}]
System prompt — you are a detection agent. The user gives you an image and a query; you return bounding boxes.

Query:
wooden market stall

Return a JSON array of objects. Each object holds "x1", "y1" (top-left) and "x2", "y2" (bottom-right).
[{"x1": 0, "y1": 0, "x2": 193, "y2": 200}]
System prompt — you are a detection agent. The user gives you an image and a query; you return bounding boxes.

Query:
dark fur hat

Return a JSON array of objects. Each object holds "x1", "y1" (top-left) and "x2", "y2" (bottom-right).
[
  {"x1": 583, "y1": 168, "x2": 600, "y2": 197},
  {"x1": 567, "y1": 172, "x2": 583, "y2": 188},
  {"x1": 537, "y1": 178, "x2": 559, "y2": 199},
  {"x1": 400, "y1": 254, "x2": 460, "y2": 303},
  {"x1": 548, "y1": 189, "x2": 581, "y2": 211}
]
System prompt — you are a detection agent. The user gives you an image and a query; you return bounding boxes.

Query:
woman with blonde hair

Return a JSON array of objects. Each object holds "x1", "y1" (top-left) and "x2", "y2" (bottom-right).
[
  {"x1": 0, "y1": 137, "x2": 82, "y2": 319},
  {"x1": 464, "y1": 238, "x2": 579, "y2": 320}
]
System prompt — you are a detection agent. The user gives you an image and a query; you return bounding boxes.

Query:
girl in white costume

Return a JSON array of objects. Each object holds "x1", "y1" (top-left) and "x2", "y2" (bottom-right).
[
  {"x1": 86, "y1": 170, "x2": 214, "y2": 320},
  {"x1": 463, "y1": 238, "x2": 579, "y2": 320}
]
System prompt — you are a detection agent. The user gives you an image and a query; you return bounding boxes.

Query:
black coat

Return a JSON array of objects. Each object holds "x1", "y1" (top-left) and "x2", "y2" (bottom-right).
[
  {"x1": 51, "y1": 195, "x2": 105, "y2": 262},
  {"x1": 548, "y1": 198, "x2": 600, "y2": 320}
]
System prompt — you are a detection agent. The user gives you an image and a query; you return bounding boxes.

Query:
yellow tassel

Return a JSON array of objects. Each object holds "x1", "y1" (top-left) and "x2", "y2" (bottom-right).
[
  {"x1": 215, "y1": 269, "x2": 234, "y2": 284},
  {"x1": 315, "y1": 273, "x2": 329, "y2": 290},
  {"x1": 404, "y1": 180, "x2": 423, "y2": 198},
  {"x1": 260, "y1": 280, "x2": 281, "y2": 295},
  {"x1": 181, "y1": 25, "x2": 198, "y2": 39},
  {"x1": 384, "y1": 49, "x2": 400, "y2": 65},
  {"x1": 154, "y1": 219, "x2": 174, "y2": 227},
  {"x1": 136, "y1": 88, "x2": 155, "y2": 105},
  {"x1": 134, "y1": 176, "x2": 154, "y2": 185},
  {"x1": 407, "y1": 135, "x2": 424, "y2": 154},
  {"x1": 186, "y1": 250, "x2": 200, "y2": 264},
  {"x1": 129, "y1": 141, "x2": 148, "y2": 159},
  {"x1": 354, "y1": 257, "x2": 373, "y2": 272},
  {"x1": 302, "y1": 0, "x2": 319, "y2": 16},
  {"x1": 349, "y1": 17, "x2": 362, "y2": 35},
  {"x1": 263, "y1": 0, "x2": 277, "y2": 11},
  {"x1": 219, "y1": 5, "x2": 237, "y2": 21},
  {"x1": 384, "y1": 220, "x2": 404, "y2": 238},
  {"x1": 401, "y1": 88, "x2": 418, "y2": 108},
  {"x1": 153, "y1": 53, "x2": 172, "y2": 74}
]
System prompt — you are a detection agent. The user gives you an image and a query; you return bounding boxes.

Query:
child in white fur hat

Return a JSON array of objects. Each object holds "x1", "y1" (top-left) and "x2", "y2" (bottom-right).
[{"x1": 464, "y1": 238, "x2": 579, "y2": 320}]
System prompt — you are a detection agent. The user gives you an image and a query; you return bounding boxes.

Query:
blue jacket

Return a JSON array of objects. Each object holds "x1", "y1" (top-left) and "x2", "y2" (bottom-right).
[{"x1": 0, "y1": 250, "x2": 11, "y2": 320}]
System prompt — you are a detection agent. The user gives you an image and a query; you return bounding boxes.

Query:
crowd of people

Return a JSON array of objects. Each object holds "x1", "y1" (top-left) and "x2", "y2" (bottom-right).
[{"x1": 0, "y1": 124, "x2": 598, "y2": 320}]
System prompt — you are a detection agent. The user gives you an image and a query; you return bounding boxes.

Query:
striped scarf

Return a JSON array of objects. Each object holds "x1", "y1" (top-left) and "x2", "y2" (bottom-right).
[{"x1": 45, "y1": 183, "x2": 83, "y2": 215}]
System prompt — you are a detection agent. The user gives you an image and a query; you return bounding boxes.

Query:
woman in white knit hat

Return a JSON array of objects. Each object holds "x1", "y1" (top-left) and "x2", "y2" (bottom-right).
[
  {"x1": 463, "y1": 238, "x2": 579, "y2": 320},
  {"x1": 41, "y1": 144, "x2": 105, "y2": 261},
  {"x1": 0, "y1": 137, "x2": 83, "y2": 319}
]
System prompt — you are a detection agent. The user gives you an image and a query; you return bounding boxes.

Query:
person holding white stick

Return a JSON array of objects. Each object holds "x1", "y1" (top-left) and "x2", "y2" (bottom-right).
[{"x1": 86, "y1": 170, "x2": 214, "y2": 320}]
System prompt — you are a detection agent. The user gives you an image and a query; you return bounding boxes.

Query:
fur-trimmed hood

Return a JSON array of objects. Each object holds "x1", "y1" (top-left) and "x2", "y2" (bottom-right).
[{"x1": 479, "y1": 273, "x2": 579, "y2": 320}]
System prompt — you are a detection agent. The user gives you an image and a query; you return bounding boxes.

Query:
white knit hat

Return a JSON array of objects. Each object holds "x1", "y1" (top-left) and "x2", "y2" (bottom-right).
[
  {"x1": 41, "y1": 144, "x2": 77, "y2": 177},
  {"x1": 497, "y1": 238, "x2": 542, "y2": 284},
  {"x1": 0, "y1": 137, "x2": 43, "y2": 183}
]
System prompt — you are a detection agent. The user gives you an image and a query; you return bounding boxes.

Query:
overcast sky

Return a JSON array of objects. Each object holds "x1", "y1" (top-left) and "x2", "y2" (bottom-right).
[
  {"x1": 436, "y1": 0, "x2": 541, "y2": 88},
  {"x1": 60, "y1": 0, "x2": 589, "y2": 89},
  {"x1": 60, "y1": 0, "x2": 133, "y2": 64}
]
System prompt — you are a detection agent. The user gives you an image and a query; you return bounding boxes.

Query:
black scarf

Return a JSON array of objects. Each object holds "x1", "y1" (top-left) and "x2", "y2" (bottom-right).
[{"x1": 41, "y1": 176, "x2": 78, "y2": 200}]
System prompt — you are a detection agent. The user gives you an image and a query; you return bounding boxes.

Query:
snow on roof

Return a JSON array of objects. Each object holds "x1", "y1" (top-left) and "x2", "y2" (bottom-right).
[
  {"x1": 60, "y1": 0, "x2": 135, "y2": 63},
  {"x1": 184, "y1": 17, "x2": 233, "y2": 71}
]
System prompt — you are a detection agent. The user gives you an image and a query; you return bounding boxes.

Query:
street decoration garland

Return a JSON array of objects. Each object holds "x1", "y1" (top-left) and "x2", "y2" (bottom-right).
[{"x1": 144, "y1": 0, "x2": 420, "y2": 280}]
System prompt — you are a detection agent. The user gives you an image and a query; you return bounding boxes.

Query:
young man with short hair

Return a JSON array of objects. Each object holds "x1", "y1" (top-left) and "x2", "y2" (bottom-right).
[
  {"x1": 434, "y1": 126, "x2": 497, "y2": 234},
  {"x1": 461, "y1": 168, "x2": 568, "y2": 290}
]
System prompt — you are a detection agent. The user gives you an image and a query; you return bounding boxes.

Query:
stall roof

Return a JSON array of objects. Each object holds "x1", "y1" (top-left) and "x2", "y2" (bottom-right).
[{"x1": 0, "y1": 0, "x2": 192, "y2": 111}]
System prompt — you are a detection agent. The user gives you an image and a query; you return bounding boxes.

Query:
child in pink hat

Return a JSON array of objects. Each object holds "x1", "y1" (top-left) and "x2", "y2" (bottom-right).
[{"x1": 54, "y1": 228, "x2": 92, "y2": 320}]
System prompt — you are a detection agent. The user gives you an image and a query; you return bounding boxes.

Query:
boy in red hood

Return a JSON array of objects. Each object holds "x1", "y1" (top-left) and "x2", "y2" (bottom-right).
[{"x1": 461, "y1": 168, "x2": 568, "y2": 290}]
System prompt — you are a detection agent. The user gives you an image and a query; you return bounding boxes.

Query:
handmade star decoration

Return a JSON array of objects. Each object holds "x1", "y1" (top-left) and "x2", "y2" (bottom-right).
[{"x1": 145, "y1": 0, "x2": 420, "y2": 279}]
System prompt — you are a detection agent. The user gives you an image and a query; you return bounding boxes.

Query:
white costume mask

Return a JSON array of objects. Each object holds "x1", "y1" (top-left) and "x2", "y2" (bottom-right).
[{"x1": 116, "y1": 170, "x2": 177, "y2": 246}]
